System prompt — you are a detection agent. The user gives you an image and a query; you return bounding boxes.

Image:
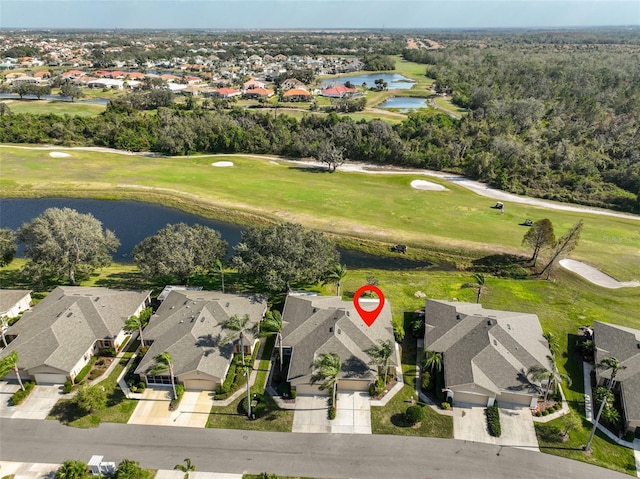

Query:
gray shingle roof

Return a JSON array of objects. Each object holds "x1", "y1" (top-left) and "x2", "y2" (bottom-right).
[
  {"x1": 135, "y1": 290, "x2": 267, "y2": 381},
  {"x1": 424, "y1": 299, "x2": 549, "y2": 396},
  {"x1": 281, "y1": 295, "x2": 396, "y2": 382},
  {"x1": 0, "y1": 286, "x2": 151, "y2": 374},
  {"x1": 593, "y1": 321, "x2": 640, "y2": 424},
  {"x1": 0, "y1": 290, "x2": 31, "y2": 316}
]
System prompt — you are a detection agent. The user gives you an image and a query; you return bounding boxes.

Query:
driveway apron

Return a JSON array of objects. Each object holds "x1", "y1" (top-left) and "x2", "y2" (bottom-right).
[
  {"x1": 333, "y1": 390, "x2": 371, "y2": 434},
  {"x1": 292, "y1": 394, "x2": 331, "y2": 433},
  {"x1": 128, "y1": 388, "x2": 212, "y2": 427},
  {"x1": 453, "y1": 402, "x2": 539, "y2": 451},
  {"x1": 0, "y1": 384, "x2": 63, "y2": 420}
]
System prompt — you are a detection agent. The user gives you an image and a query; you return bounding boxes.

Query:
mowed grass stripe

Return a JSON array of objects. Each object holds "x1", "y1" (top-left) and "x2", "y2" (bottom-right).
[{"x1": 1, "y1": 146, "x2": 639, "y2": 280}]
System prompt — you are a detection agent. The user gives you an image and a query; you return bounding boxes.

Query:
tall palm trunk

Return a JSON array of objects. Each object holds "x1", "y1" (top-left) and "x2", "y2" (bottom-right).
[
  {"x1": 278, "y1": 332, "x2": 283, "y2": 373},
  {"x1": 14, "y1": 365, "x2": 24, "y2": 391}
]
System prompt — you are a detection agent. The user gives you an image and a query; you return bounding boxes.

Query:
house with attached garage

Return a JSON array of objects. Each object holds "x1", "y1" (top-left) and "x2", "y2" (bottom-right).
[
  {"x1": 592, "y1": 321, "x2": 640, "y2": 433},
  {"x1": 281, "y1": 294, "x2": 398, "y2": 396},
  {"x1": 135, "y1": 290, "x2": 267, "y2": 391},
  {"x1": 424, "y1": 299, "x2": 551, "y2": 408},
  {"x1": 0, "y1": 286, "x2": 151, "y2": 385}
]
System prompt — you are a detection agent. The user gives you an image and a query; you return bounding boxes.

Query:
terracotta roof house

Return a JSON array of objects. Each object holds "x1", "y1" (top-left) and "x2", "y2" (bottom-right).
[
  {"x1": 283, "y1": 89, "x2": 312, "y2": 101},
  {"x1": 592, "y1": 321, "x2": 640, "y2": 432},
  {"x1": 0, "y1": 290, "x2": 32, "y2": 320},
  {"x1": 127, "y1": 72, "x2": 146, "y2": 80},
  {"x1": 135, "y1": 290, "x2": 267, "y2": 391},
  {"x1": 281, "y1": 294, "x2": 398, "y2": 395},
  {"x1": 243, "y1": 79, "x2": 265, "y2": 90},
  {"x1": 0, "y1": 286, "x2": 151, "y2": 385},
  {"x1": 320, "y1": 85, "x2": 357, "y2": 98},
  {"x1": 243, "y1": 87, "x2": 274, "y2": 99},
  {"x1": 213, "y1": 87, "x2": 241, "y2": 98},
  {"x1": 424, "y1": 299, "x2": 550, "y2": 407}
]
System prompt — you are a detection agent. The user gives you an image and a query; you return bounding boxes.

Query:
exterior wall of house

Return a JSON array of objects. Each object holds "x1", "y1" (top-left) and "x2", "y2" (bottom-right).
[
  {"x1": 113, "y1": 329, "x2": 129, "y2": 351},
  {"x1": 2, "y1": 293, "x2": 32, "y2": 318},
  {"x1": 70, "y1": 343, "x2": 98, "y2": 382},
  {"x1": 29, "y1": 365, "x2": 69, "y2": 384},
  {"x1": 497, "y1": 391, "x2": 536, "y2": 407},
  {"x1": 338, "y1": 378, "x2": 369, "y2": 391},
  {"x1": 180, "y1": 371, "x2": 219, "y2": 391}
]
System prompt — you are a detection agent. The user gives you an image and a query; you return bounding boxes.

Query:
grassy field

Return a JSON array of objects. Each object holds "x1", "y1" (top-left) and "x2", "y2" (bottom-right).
[
  {"x1": 1, "y1": 146, "x2": 638, "y2": 282},
  {"x1": 3, "y1": 99, "x2": 106, "y2": 116}
]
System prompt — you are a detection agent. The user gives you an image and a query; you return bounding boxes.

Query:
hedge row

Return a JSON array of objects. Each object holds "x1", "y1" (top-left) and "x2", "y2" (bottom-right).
[
  {"x1": 486, "y1": 404, "x2": 502, "y2": 437},
  {"x1": 11, "y1": 381, "x2": 36, "y2": 406}
]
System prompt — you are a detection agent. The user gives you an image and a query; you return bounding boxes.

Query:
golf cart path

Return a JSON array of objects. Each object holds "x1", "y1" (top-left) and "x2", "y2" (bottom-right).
[
  {"x1": 2, "y1": 145, "x2": 638, "y2": 221},
  {"x1": 559, "y1": 259, "x2": 640, "y2": 289}
]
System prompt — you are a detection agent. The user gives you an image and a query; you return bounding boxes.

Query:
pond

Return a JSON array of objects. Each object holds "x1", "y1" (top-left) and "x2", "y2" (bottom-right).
[
  {"x1": 320, "y1": 73, "x2": 415, "y2": 90},
  {"x1": 0, "y1": 198, "x2": 431, "y2": 270},
  {"x1": 378, "y1": 97, "x2": 429, "y2": 111}
]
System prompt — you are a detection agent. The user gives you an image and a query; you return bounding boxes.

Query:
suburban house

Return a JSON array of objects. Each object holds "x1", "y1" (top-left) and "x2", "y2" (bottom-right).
[
  {"x1": 320, "y1": 85, "x2": 358, "y2": 98},
  {"x1": 423, "y1": 299, "x2": 551, "y2": 407},
  {"x1": 283, "y1": 89, "x2": 312, "y2": 101},
  {"x1": 0, "y1": 286, "x2": 151, "y2": 385},
  {"x1": 281, "y1": 294, "x2": 398, "y2": 395},
  {"x1": 592, "y1": 321, "x2": 640, "y2": 432},
  {"x1": 0, "y1": 290, "x2": 32, "y2": 320},
  {"x1": 242, "y1": 87, "x2": 274, "y2": 99},
  {"x1": 212, "y1": 87, "x2": 241, "y2": 98},
  {"x1": 135, "y1": 290, "x2": 267, "y2": 391}
]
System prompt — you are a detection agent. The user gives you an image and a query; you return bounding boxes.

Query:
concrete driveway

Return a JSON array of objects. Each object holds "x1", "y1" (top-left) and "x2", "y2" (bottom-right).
[
  {"x1": 333, "y1": 390, "x2": 371, "y2": 434},
  {"x1": 453, "y1": 402, "x2": 539, "y2": 451},
  {"x1": 0, "y1": 382, "x2": 63, "y2": 420},
  {"x1": 292, "y1": 391, "x2": 372, "y2": 434},
  {"x1": 292, "y1": 394, "x2": 331, "y2": 433},
  {"x1": 128, "y1": 388, "x2": 213, "y2": 428}
]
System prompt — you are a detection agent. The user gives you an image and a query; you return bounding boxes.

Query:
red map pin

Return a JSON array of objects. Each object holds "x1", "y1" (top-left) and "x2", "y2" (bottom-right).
[{"x1": 353, "y1": 285, "x2": 385, "y2": 327}]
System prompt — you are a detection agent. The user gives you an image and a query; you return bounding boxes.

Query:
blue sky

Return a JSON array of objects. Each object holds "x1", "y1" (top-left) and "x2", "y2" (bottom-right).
[{"x1": 1, "y1": 1, "x2": 638, "y2": 29}]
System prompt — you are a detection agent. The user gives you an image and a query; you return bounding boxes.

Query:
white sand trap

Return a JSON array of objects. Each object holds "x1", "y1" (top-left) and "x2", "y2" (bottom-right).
[
  {"x1": 211, "y1": 161, "x2": 234, "y2": 167},
  {"x1": 49, "y1": 152, "x2": 71, "y2": 158},
  {"x1": 410, "y1": 179, "x2": 447, "y2": 191},
  {"x1": 559, "y1": 259, "x2": 640, "y2": 289}
]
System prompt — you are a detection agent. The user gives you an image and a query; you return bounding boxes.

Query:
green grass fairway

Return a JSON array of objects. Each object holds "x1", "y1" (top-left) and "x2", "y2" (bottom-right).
[
  {"x1": 4, "y1": 99, "x2": 106, "y2": 116},
  {"x1": 1, "y1": 146, "x2": 638, "y2": 281}
]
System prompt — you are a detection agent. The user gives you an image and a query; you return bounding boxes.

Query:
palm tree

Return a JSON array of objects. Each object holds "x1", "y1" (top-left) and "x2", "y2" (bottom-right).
[
  {"x1": 543, "y1": 331, "x2": 560, "y2": 357},
  {"x1": 148, "y1": 351, "x2": 177, "y2": 400},
  {"x1": 54, "y1": 460, "x2": 88, "y2": 479},
  {"x1": 222, "y1": 313, "x2": 255, "y2": 365},
  {"x1": 585, "y1": 356, "x2": 626, "y2": 452},
  {"x1": 422, "y1": 350, "x2": 443, "y2": 374},
  {"x1": 325, "y1": 264, "x2": 347, "y2": 297},
  {"x1": 125, "y1": 314, "x2": 146, "y2": 347},
  {"x1": 527, "y1": 355, "x2": 571, "y2": 404},
  {"x1": 0, "y1": 350, "x2": 24, "y2": 391},
  {"x1": 310, "y1": 352, "x2": 342, "y2": 407},
  {"x1": 462, "y1": 273, "x2": 487, "y2": 303},
  {"x1": 236, "y1": 359, "x2": 253, "y2": 418},
  {"x1": 261, "y1": 310, "x2": 284, "y2": 372},
  {"x1": 366, "y1": 339, "x2": 394, "y2": 386},
  {"x1": 215, "y1": 258, "x2": 225, "y2": 293},
  {"x1": 174, "y1": 458, "x2": 196, "y2": 479}
]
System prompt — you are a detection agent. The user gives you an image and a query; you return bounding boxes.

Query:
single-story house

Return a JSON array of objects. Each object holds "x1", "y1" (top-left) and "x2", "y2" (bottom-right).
[
  {"x1": 243, "y1": 79, "x2": 265, "y2": 90},
  {"x1": 320, "y1": 85, "x2": 357, "y2": 98},
  {"x1": 242, "y1": 87, "x2": 274, "y2": 99},
  {"x1": 281, "y1": 78, "x2": 306, "y2": 91},
  {"x1": 135, "y1": 290, "x2": 267, "y2": 391},
  {"x1": 0, "y1": 286, "x2": 151, "y2": 385},
  {"x1": 212, "y1": 87, "x2": 241, "y2": 98},
  {"x1": 281, "y1": 294, "x2": 397, "y2": 395},
  {"x1": 282, "y1": 89, "x2": 312, "y2": 101},
  {"x1": 0, "y1": 290, "x2": 32, "y2": 320},
  {"x1": 424, "y1": 299, "x2": 551, "y2": 407},
  {"x1": 592, "y1": 321, "x2": 640, "y2": 432}
]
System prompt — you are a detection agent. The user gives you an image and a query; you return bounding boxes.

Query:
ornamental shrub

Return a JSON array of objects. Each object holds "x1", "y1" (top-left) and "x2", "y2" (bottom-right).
[
  {"x1": 486, "y1": 404, "x2": 502, "y2": 437},
  {"x1": 405, "y1": 405, "x2": 424, "y2": 425},
  {"x1": 328, "y1": 406, "x2": 336, "y2": 420},
  {"x1": 441, "y1": 401, "x2": 451, "y2": 410},
  {"x1": 62, "y1": 380, "x2": 73, "y2": 394},
  {"x1": 421, "y1": 371, "x2": 432, "y2": 391},
  {"x1": 11, "y1": 381, "x2": 36, "y2": 405}
]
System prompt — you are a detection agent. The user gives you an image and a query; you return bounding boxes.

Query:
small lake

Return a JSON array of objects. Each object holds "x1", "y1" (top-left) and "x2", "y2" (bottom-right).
[
  {"x1": 378, "y1": 97, "x2": 428, "y2": 111},
  {"x1": 0, "y1": 198, "x2": 431, "y2": 270},
  {"x1": 0, "y1": 93, "x2": 109, "y2": 105},
  {"x1": 321, "y1": 73, "x2": 415, "y2": 90}
]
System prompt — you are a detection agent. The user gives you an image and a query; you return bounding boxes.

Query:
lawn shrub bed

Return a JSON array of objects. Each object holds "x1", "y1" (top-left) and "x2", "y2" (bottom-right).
[
  {"x1": 486, "y1": 404, "x2": 501, "y2": 437},
  {"x1": 11, "y1": 381, "x2": 36, "y2": 405}
]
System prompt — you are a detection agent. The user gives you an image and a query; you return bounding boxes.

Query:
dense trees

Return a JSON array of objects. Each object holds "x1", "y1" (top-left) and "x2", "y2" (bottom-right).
[
  {"x1": 133, "y1": 223, "x2": 227, "y2": 282},
  {"x1": 233, "y1": 222, "x2": 339, "y2": 292},
  {"x1": 362, "y1": 54, "x2": 395, "y2": 71},
  {"x1": 0, "y1": 228, "x2": 17, "y2": 267},
  {"x1": 18, "y1": 207, "x2": 119, "y2": 284}
]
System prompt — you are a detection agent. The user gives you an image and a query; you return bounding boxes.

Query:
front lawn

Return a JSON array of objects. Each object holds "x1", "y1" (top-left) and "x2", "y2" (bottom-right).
[{"x1": 535, "y1": 413, "x2": 636, "y2": 476}]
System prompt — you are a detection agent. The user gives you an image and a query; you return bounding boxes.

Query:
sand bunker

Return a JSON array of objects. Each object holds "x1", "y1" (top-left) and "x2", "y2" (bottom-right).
[
  {"x1": 49, "y1": 152, "x2": 71, "y2": 158},
  {"x1": 559, "y1": 259, "x2": 640, "y2": 289},
  {"x1": 211, "y1": 161, "x2": 234, "y2": 167},
  {"x1": 410, "y1": 179, "x2": 447, "y2": 191}
]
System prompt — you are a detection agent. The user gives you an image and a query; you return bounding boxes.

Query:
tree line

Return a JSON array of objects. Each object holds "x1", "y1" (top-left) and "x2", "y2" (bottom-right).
[{"x1": 2, "y1": 208, "x2": 339, "y2": 295}]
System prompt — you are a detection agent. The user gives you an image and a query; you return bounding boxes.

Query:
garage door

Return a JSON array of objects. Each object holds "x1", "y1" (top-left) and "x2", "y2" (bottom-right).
[
  {"x1": 498, "y1": 392, "x2": 533, "y2": 407},
  {"x1": 183, "y1": 379, "x2": 216, "y2": 391},
  {"x1": 294, "y1": 384, "x2": 325, "y2": 395},
  {"x1": 338, "y1": 379, "x2": 369, "y2": 391},
  {"x1": 34, "y1": 373, "x2": 67, "y2": 385},
  {"x1": 453, "y1": 391, "x2": 489, "y2": 406}
]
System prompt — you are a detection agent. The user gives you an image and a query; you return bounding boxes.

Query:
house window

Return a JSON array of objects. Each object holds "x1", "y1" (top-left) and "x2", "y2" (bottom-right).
[{"x1": 146, "y1": 375, "x2": 174, "y2": 385}]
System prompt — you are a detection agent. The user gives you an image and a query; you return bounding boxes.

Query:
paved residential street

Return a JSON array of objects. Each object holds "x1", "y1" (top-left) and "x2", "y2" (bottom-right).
[{"x1": 0, "y1": 419, "x2": 628, "y2": 479}]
